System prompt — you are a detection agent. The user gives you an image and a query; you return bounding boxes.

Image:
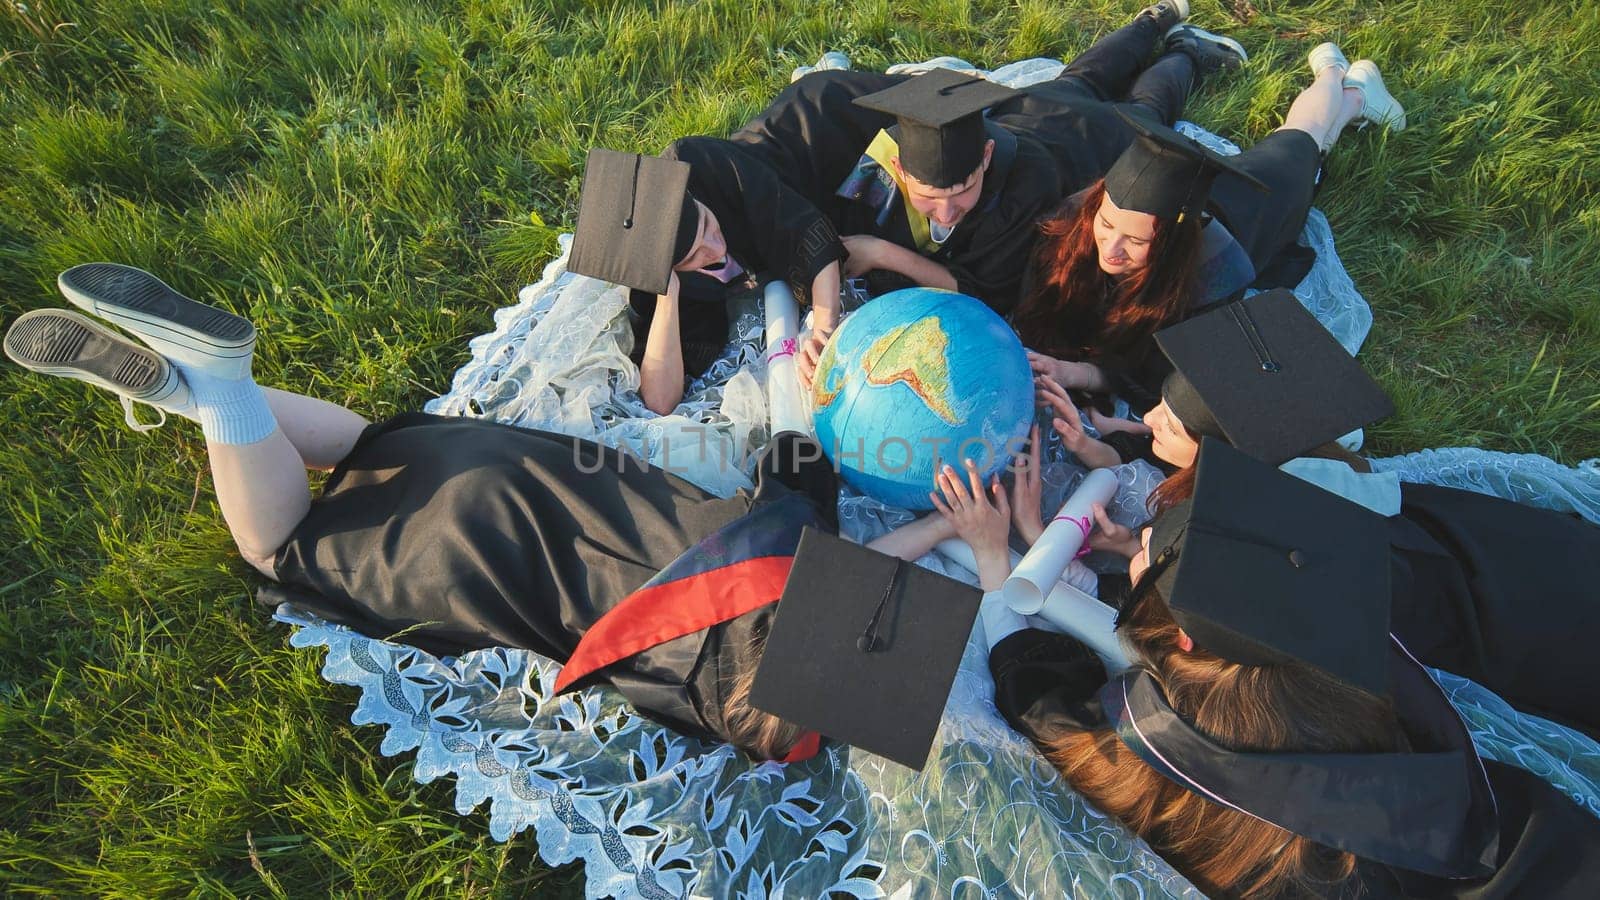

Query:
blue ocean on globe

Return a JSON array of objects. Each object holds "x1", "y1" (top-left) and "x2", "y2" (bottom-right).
[{"x1": 811, "y1": 288, "x2": 1034, "y2": 510}]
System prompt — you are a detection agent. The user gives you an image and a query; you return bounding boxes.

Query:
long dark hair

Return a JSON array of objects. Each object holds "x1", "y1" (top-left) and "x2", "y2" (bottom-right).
[{"x1": 1011, "y1": 181, "x2": 1204, "y2": 364}]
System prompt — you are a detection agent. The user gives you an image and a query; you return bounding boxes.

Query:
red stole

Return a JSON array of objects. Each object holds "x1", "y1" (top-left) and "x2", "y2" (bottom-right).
[{"x1": 553, "y1": 554, "x2": 821, "y2": 763}]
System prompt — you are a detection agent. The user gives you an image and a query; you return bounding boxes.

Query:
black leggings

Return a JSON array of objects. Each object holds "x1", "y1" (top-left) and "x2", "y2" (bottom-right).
[{"x1": 1057, "y1": 17, "x2": 1195, "y2": 127}]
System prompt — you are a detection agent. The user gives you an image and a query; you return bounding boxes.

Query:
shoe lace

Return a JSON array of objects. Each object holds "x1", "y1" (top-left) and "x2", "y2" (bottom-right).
[{"x1": 119, "y1": 395, "x2": 168, "y2": 433}]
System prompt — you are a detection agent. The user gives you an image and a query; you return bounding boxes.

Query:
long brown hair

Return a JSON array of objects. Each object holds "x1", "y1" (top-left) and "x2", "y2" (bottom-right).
[
  {"x1": 1011, "y1": 181, "x2": 1204, "y2": 363},
  {"x1": 1043, "y1": 583, "x2": 1408, "y2": 898},
  {"x1": 723, "y1": 632, "x2": 809, "y2": 760}
]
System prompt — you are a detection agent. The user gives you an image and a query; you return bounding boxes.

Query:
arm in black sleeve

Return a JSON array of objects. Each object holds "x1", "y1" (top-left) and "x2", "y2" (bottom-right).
[
  {"x1": 730, "y1": 70, "x2": 901, "y2": 201},
  {"x1": 989, "y1": 628, "x2": 1111, "y2": 745},
  {"x1": 666, "y1": 137, "x2": 845, "y2": 306}
]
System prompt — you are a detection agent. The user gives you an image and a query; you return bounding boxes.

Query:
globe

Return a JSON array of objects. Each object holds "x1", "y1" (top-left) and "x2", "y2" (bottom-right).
[{"x1": 811, "y1": 288, "x2": 1033, "y2": 510}]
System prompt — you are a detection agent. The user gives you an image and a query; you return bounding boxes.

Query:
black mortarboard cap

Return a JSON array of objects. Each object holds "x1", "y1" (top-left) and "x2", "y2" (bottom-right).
[
  {"x1": 1155, "y1": 289, "x2": 1395, "y2": 465},
  {"x1": 569, "y1": 148, "x2": 699, "y2": 295},
  {"x1": 750, "y1": 528, "x2": 981, "y2": 770},
  {"x1": 1143, "y1": 439, "x2": 1392, "y2": 696},
  {"x1": 1103, "y1": 110, "x2": 1270, "y2": 221},
  {"x1": 853, "y1": 69, "x2": 1020, "y2": 188}
]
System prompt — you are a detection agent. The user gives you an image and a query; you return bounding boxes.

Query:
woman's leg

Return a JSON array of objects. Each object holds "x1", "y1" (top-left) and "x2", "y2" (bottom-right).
[
  {"x1": 264, "y1": 387, "x2": 368, "y2": 470},
  {"x1": 216, "y1": 390, "x2": 368, "y2": 575},
  {"x1": 1277, "y1": 64, "x2": 1365, "y2": 153}
]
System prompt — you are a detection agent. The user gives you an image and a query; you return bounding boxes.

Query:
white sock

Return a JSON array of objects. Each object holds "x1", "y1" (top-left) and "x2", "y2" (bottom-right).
[{"x1": 178, "y1": 366, "x2": 278, "y2": 445}]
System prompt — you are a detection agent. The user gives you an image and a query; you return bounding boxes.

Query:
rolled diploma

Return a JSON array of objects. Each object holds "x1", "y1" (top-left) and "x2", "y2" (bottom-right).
[
  {"x1": 1003, "y1": 468, "x2": 1119, "y2": 614},
  {"x1": 1034, "y1": 580, "x2": 1131, "y2": 672},
  {"x1": 935, "y1": 538, "x2": 1023, "y2": 578},
  {"x1": 937, "y1": 538, "x2": 1129, "y2": 670},
  {"x1": 763, "y1": 280, "x2": 809, "y2": 436}
]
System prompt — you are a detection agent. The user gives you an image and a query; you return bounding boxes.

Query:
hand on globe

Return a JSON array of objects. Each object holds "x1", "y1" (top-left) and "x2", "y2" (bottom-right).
[
  {"x1": 1009, "y1": 424, "x2": 1045, "y2": 547},
  {"x1": 796, "y1": 324, "x2": 833, "y2": 390},
  {"x1": 931, "y1": 459, "x2": 1012, "y2": 570},
  {"x1": 1037, "y1": 376, "x2": 1120, "y2": 470}
]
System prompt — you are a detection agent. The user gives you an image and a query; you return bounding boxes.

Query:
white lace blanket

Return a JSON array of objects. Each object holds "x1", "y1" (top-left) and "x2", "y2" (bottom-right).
[{"x1": 275, "y1": 74, "x2": 1600, "y2": 897}]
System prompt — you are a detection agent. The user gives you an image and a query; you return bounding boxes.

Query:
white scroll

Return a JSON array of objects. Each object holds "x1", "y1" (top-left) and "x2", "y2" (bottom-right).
[
  {"x1": 1031, "y1": 580, "x2": 1130, "y2": 672},
  {"x1": 1003, "y1": 468, "x2": 1119, "y2": 614},
  {"x1": 936, "y1": 537, "x2": 1129, "y2": 671},
  {"x1": 763, "y1": 281, "x2": 809, "y2": 436}
]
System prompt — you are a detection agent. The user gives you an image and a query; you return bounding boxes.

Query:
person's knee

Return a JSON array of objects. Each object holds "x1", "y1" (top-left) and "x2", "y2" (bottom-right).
[{"x1": 237, "y1": 543, "x2": 280, "y2": 579}]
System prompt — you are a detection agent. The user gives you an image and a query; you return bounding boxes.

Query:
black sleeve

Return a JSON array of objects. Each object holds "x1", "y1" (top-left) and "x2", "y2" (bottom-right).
[
  {"x1": 730, "y1": 70, "x2": 901, "y2": 202},
  {"x1": 667, "y1": 137, "x2": 845, "y2": 306},
  {"x1": 944, "y1": 198, "x2": 1049, "y2": 315},
  {"x1": 989, "y1": 628, "x2": 1110, "y2": 745},
  {"x1": 1089, "y1": 345, "x2": 1169, "y2": 417}
]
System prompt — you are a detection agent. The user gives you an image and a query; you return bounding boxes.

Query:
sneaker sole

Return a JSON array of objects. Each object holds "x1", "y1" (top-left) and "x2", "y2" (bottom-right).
[
  {"x1": 1166, "y1": 25, "x2": 1249, "y2": 64},
  {"x1": 5, "y1": 309, "x2": 182, "y2": 403},
  {"x1": 57, "y1": 263, "x2": 255, "y2": 360}
]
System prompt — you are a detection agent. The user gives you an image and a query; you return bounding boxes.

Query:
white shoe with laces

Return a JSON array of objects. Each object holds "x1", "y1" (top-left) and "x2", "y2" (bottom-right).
[
  {"x1": 56, "y1": 263, "x2": 256, "y2": 382},
  {"x1": 5, "y1": 308, "x2": 193, "y2": 432}
]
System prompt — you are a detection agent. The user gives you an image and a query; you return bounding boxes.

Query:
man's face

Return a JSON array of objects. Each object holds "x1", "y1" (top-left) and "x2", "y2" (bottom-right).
[
  {"x1": 672, "y1": 201, "x2": 728, "y2": 272},
  {"x1": 892, "y1": 139, "x2": 995, "y2": 230}
]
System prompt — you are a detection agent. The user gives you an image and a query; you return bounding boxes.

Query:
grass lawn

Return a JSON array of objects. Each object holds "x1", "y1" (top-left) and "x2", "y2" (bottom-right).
[{"x1": 1, "y1": 0, "x2": 1595, "y2": 894}]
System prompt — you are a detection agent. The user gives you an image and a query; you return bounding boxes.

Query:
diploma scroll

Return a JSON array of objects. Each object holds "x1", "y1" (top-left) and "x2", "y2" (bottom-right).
[
  {"x1": 1003, "y1": 468, "x2": 1119, "y2": 614},
  {"x1": 937, "y1": 537, "x2": 1129, "y2": 671},
  {"x1": 1033, "y1": 580, "x2": 1131, "y2": 672},
  {"x1": 763, "y1": 281, "x2": 809, "y2": 436}
]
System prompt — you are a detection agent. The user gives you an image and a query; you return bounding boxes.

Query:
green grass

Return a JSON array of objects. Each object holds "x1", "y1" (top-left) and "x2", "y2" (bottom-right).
[{"x1": 1, "y1": 0, "x2": 1595, "y2": 893}]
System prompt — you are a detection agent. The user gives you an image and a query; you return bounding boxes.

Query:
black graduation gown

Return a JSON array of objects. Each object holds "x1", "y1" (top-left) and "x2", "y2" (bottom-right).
[
  {"x1": 627, "y1": 136, "x2": 847, "y2": 378},
  {"x1": 988, "y1": 628, "x2": 1600, "y2": 898},
  {"x1": 732, "y1": 70, "x2": 1111, "y2": 314},
  {"x1": 258, "y1": 414, "x2": 836, "y2": 742},
  {"x1": 1387, "y1": 483, "x2": 1600, "y2": 738}
]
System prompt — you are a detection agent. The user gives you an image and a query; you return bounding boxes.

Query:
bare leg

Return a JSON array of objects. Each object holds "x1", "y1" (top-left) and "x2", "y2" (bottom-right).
[
  {"x1": 212, "y1": 389, "x2": 369, "y2": 577},
  {"x1": 264, "y1": 387, "x2": 369, "y2": 469},
  {"x1": 1277, "y1": 65, "x2": 1365, "y2": 153}
]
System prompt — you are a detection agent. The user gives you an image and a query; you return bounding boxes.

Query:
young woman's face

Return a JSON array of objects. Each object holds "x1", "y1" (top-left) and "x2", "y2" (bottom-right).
[
  {"x1": 1144, "y1": 400, "x2": 1200, "y2": 468},
  {"x1": 1093, "y1": 193, "x2": 1158, "y2": 276},
  {"x1": 673, "y1": 201, "x2": 728, "y2": 272}
]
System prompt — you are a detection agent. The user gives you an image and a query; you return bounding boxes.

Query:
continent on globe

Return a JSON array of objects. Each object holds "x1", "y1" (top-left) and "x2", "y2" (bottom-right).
[{"x1": 860, "y1": 319, "x2": 959, "y2": 425}]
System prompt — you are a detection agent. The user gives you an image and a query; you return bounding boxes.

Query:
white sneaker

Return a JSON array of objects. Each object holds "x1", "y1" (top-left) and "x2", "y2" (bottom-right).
[
  {"x1": 1307, "y1": 42, "x2": 1350, "y2": 77},
  {"x1": 1138, "y1": 0, "x2": 1190, "y2": 31},
  {"x1": 56, "y1": 263, "x2": 256, "y2": 381},
  {"x1": 1345, "y1": 60, "x2": 1406, "y2": 132},
  {"x1": 5, "y1": 308, "x2": 193, "y2": 432}
]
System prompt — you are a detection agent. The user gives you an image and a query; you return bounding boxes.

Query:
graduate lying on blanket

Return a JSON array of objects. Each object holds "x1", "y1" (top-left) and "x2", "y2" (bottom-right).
[
  {"x1": 1015, "y1": 41, "x2": 1404, "y2": 415},
  {"x1": 5, "y1": 263, "x2": 983, "y2": 769}
]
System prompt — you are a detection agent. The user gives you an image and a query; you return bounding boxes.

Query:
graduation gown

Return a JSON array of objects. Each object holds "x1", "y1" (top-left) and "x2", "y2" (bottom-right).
[
  {"x1": 258, "y1": 414, "x2": 837, "y2": 743},
  {"x1": 627, "y1": 136, "x2": 847, "y2": 378},
  {"x1": 1386, "y1": 482, "x2": 1600, "y2": 738},
  {"x1": 989, "y1": 628, "x2": 1600, "y2": 898},
  {"x1": 733, "y1": 70, "x2": 1152, "y2": 314}
]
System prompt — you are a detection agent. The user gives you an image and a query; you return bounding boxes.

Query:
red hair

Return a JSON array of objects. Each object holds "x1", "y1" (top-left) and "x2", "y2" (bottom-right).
[{"x1": 1011, "y1": 181, "x2": 1203, "y2": 365}]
